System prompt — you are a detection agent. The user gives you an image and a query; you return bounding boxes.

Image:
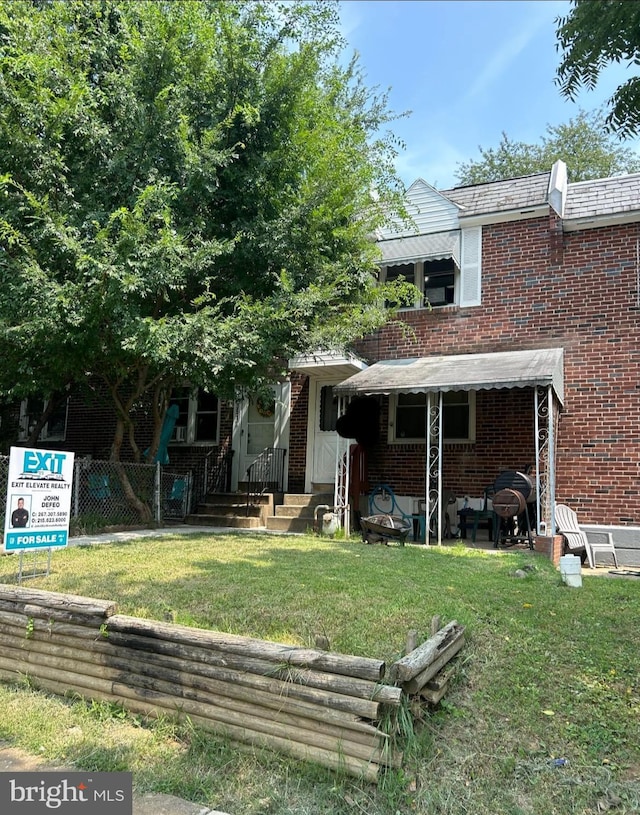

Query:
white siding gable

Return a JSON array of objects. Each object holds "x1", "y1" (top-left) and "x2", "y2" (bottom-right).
[{"x1": 379, "y1": 179, "x2": 461, "y2": 240}]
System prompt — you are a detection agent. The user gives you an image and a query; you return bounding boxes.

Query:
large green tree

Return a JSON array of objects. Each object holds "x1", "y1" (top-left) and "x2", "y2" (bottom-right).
[
  {"x1": 556, "y1": 0, "x2": 640, "y2": 138},
  {"x1": 455, "y1": 110, "x2": 640, "y2": 186},
  {"x1": 0, "y1": 1, "x2": 412, "y2": 486}
]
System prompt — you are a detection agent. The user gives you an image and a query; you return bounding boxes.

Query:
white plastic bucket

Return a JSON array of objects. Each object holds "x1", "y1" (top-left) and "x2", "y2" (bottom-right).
[{"x1": 559, "y1": 554, "x2": 582, "y2": 588}]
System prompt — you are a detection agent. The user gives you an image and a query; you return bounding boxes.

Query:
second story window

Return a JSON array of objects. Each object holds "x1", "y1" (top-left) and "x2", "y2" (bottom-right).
[
  {"x1": 423, "y1": 258, "x2": 456, "y2": 307},
  {"x1": 383, "y1": 257, "x2": 458, "y2": 308}
]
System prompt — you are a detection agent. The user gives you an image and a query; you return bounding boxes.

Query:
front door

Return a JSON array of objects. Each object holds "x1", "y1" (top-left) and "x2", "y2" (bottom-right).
[
  {"x1": 232, "y1": 383, "x2": 290, "y2": 489},
  {"x1": 306, "y1": 379, "x2": 340, "y2": 491}
]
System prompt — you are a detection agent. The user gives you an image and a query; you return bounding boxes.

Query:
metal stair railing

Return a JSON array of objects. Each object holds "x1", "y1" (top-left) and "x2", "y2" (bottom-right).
[
  {"x1": 245, "y1": 447, "x2": 286, "y2": 515},
  {"x1": 192, "y1": 448, "x2": 234, "y2": 507}
]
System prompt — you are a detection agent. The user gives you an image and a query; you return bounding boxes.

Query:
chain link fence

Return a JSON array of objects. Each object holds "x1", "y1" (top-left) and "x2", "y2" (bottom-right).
[{"x1": 0, "y1": 455, "x2": 194, "y2": 537}]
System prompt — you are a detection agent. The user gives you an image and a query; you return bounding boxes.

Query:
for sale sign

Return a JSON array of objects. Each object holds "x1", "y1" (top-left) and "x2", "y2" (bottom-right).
[{"x1": 3, "y1": 446, "x2": 75, "y2": 552}]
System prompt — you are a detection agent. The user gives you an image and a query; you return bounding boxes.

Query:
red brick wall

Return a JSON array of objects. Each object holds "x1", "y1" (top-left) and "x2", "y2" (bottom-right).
[
  {"x1": 350, "y1": 215, "x2": 640, "y2": 525},
  {"x1": 27, "y1": 388, "x2": 234, "y2": 475},
  {"x1": 287, "y1": 374, "x2": 309, "y2": 494}
]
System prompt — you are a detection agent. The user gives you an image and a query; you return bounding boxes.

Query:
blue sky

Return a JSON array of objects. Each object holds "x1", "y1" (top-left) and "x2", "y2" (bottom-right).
[{"x1": 338, "y1": 0, "x2": 639, "y2": 190}]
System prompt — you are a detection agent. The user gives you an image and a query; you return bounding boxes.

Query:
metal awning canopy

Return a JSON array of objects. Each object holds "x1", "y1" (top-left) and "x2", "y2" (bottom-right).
[
  {"x1": 289, "y1": 350, "x2": 368, "y2": 380},
  {"x1": 378, "y1": 230, "x2": 460, "y2": 266},
  {"x1": 334, "y1": 348, "x2": 564, "y2": 405}
]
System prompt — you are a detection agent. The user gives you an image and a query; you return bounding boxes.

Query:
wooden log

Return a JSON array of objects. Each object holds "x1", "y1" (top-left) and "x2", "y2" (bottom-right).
[
  {"x1": 389, "y1": 621, "x2": 463, "y2": 683},
  {"x1": 1, "y1": 633, "x2": 385, "y2": 740},
  {"x1": 103, "y1": 629, "x2": 401, "y2": 706},
  {"x1": 104, "y1": 655, "x2": 385, "y2": 740},
  {"x1": 110, "y1": 680, "x2": 391, "y2": 769},
  {"x1": 104, "y1": 694, "x2": 382, "y2": 783},
  {"x1": 419, "y1": 680, "x2": 450, "y2": 705},
  {"x1": 405, "y1": 630, "x2": 418, "y2": 655},
  {"x1": 0, "y1": 626, "x2": 388, "y2": 725},
  {"x1": 0, "y1": 611, "x2": 108, "y2": 642},
  {"x1": 110, "y1": 676, "x2": 388, "y2": 763},
  {"x1": 23, "y1": 603, "x2": 111, "y2": 629},
  {"x1": 402, "y1": 634, "x2": 465, "y2": 694},
  {"x1": 0, "y1": 652, "x2": 115, "y2": 698},
  {"x1": 425, "y1": 663, "x2": 457, "y2": 692},
  {"x1": 430, "y1": 614, "x2": 442, "y2": 636},
  {"x1": 5, "y1": 626, "x2": 383, "y2": 720},
  {"x1": 0, "y1": 619, "x2": 400, "y2": 714},
  {"x1": 107, "y1": 614, "x2": 386, "y2": 681},
  {"x1": 0, "y1": 588, "x2": 116, "y2": 617},
  {"x1": 64, "y1": 634, "x2": 386, "y2": 721},
  {"x1": 0, "y1": 637, "x2": 388, "y2": 760}
]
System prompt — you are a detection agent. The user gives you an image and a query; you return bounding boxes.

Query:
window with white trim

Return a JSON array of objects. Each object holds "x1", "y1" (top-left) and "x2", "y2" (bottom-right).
[
  {"x1": 170, "y1": 387, "x2": 219, "y2": 444},
  {"x1": 19, "y1": 396, "x2": 68, "y2": 441},
  {"x1": 388, "y1": 391, "x2": 476, "y2": 444},
  {"x1": 380, "y1": 225, "x2": 482, "y2": 308},
  {"x1": 384, "y1": 256, "x2": 458, "y2": 308}
]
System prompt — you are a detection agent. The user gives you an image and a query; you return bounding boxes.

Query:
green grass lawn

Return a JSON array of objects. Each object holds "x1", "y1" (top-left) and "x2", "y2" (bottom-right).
[{"x1": 0, "y1": 532, "x2": 639, "y2": 814}]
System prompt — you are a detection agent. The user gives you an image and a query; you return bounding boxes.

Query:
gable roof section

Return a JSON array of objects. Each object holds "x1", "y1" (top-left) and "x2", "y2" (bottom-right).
[{"x1": 378, "y1": 178, "x2": 460, "y2": 241}]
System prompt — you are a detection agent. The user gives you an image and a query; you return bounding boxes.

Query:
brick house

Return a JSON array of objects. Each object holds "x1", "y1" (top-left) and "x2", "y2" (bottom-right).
[
  {"x1": 10, "y1": 160, "x2": 640, "y2": 559},
  {"x1": 285, "y1": 160, "x2": 640, "y2": 557}
]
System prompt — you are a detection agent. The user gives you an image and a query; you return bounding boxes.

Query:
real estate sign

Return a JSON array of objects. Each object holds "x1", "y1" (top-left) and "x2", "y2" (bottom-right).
[{"x1": 3, "y1": 446, "x2": 75, "y2": 552}]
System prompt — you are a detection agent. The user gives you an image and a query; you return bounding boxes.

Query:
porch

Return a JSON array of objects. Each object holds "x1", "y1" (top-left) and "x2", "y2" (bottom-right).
[{"x1": 333, "y1": 348, "x2": 565, "y2": 546}]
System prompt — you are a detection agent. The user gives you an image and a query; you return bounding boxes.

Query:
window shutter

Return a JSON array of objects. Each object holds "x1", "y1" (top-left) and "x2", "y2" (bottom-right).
[{"x1": 459, "y1": 226, "x2": 482, "y2": 307}]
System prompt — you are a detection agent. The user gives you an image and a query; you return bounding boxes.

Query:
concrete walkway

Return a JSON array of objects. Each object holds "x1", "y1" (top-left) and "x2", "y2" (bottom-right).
[{"x1": 68, "y1": 523, "x2": 252, "y2": 546}]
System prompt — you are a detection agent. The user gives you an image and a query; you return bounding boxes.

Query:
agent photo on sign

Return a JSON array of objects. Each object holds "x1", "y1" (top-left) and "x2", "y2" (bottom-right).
[{"x1": 11, "y1": 497, "x2": 30, "y2": 528}]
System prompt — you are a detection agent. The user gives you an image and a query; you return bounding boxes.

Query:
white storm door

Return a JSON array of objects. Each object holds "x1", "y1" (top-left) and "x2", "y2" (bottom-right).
[
  {"x1": 233, "y1": 384, "x2": 290, "y2": 488},
  {"x1": 307, "y1": 379, "x2": 339, "y2": 490}
]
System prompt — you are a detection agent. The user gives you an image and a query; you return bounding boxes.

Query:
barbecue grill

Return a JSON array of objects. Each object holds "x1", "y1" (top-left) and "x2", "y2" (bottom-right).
[{"x1": 492, "y1": 470, "x2": 535, "y2": 549}]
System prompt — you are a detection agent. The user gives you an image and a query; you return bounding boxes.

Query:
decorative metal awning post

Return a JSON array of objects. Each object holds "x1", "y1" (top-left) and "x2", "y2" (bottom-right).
[
  {"x1": 334, "y1": 395, "x2": 351, "y2": 536},
  {"x1": 425, "y1": 391, "x2": 443, "y2": 545},
  {"x1": 535, "y1": 384, "x2": 558, "y2": 536}
]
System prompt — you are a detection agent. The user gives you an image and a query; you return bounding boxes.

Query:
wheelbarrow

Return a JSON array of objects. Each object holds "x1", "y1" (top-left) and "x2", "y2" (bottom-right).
[{"x1": 359, "y1": 514, "x2": 412, "y2": 546}]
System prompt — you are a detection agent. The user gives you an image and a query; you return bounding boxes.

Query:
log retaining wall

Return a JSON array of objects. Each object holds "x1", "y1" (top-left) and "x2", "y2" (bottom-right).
[{"x1": 0, "y1": 586, "x2": 464, "y2": 782}]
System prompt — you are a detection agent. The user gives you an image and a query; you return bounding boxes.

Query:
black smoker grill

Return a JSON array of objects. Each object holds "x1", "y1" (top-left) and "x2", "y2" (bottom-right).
[{"x1": 492, "y1": 470, "x2": 535, "y2": 550}]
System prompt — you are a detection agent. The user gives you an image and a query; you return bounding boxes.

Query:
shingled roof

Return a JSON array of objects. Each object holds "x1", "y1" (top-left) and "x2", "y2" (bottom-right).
[
  {"x1": 563, "y1": 173, "x2": 640, "y2": 221},
  {"x1": 436, "y1": 166, "x2": 640, "y2": 223},
  {"x1": 440, "y1": 172, "x2": 551, "y2": 217}
]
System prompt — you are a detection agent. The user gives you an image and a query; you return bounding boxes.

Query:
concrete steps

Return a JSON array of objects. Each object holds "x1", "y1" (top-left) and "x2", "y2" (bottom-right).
[
  {"x1": 186, "y1": 492, "x2": 271, "y2": 529},
  {"x1": 266, "y1": 493, "x2": 334, "y2": 534},
  {"x1": 186, "y1": 491, "x2": 335, "y2": 534}
]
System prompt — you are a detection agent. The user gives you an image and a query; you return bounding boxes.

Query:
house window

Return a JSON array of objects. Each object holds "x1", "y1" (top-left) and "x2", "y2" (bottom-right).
[
  {"x1": 383, "y1": 257, "x2": 458, "y2": 308},
  {"x1": 423, "y1": 258, "x2": 455, "y2": 307},
  {"x1": 319, "y1": 385, "x2": 338, "y2": 432},
  {"x1": 19, "y1": 396, "x2": 68, "y2": 441},
  {"x1": 170, "y1": 387, "x2": 219, "y2": 444},
  {"x1": 389, "y1": 391, "x2": 475, "y2": 443}
]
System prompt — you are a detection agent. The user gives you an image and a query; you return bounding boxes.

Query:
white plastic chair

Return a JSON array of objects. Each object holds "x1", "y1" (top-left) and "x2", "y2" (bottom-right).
[{"x1": 555, "y1": 503, "x2": 618, "y2": 569}]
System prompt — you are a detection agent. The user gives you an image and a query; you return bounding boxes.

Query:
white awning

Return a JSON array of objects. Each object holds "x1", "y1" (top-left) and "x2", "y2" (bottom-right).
[
  {"x1": 334, "y1": 348, "x2": 564, "y2": 405},
  {"x1": 288, "y1": 351, "x2": 368, "y2": 379},
  {"x1": 378, "y1": 230, "x2": 461, "y2": 266}
]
